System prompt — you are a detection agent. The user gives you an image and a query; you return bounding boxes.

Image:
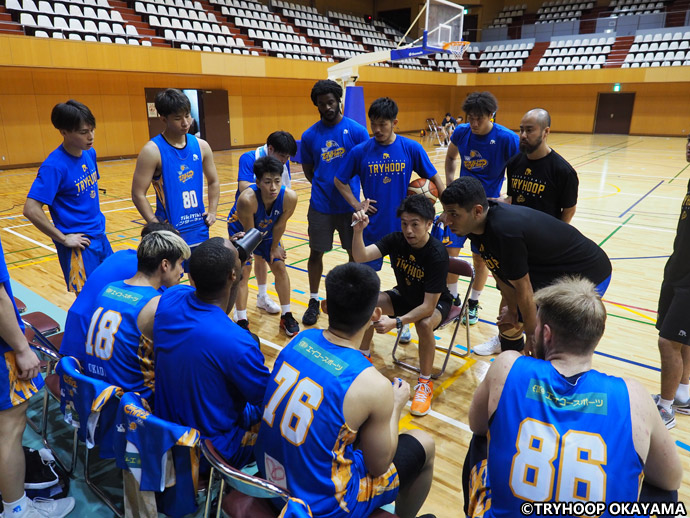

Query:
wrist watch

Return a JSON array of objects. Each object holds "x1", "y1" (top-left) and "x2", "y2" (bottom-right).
[{"x1": 395, "y1": 317, "x2": 403, "y2": 330}]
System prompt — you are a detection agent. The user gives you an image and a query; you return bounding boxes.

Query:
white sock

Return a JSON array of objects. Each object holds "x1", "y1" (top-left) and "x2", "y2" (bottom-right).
[
  {"x1": 418, "y1": 375, "x2": 431, "y2": 383},
  {"x1": 470, "y1": 289, "x2": 482, "y2": 301},
  {"x1": 659, "y1": 397, "x2": 674, "y2": 411},
  {"x1": 281, "y1": 304, "x2": 291, "y2": 315},
  {"x1": 675, "y1": 383, "x2": 690, "y2": 403},
  {"x1": 236, "y1": 310, "x2": 247, "y2": 321},
  {"x1": 360, "y1": 348, "x2": 370, "y2": 357},
  {"x1": 4, "y1": 493, "x2": 29, "y2": 517},
  {"x1": 258, "y1": 284, "x2": 268, "y2": 297},
  {"x1": 447, "y1": 282, "x2": 458, "y2": 297},
  {"x1": 310, "y1": 292, "x2": 319, "y2": 301}
]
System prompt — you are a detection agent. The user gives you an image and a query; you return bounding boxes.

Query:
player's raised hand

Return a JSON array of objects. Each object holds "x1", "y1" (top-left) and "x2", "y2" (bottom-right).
[
  {"x1": 63, "y1": 233, "x2": 90, "y2": 249},
  {"x1": 356, "y1": 198, "x2": 377, "y2": 214},
  {"x1": 351, "y1": 211, "x2": 369, "y2": 230}
]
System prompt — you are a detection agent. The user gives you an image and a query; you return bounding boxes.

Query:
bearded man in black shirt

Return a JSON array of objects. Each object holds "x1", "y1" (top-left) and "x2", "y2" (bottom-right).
[{"x1": 440, "y1": 177, "x2": 611, "y2": 357}]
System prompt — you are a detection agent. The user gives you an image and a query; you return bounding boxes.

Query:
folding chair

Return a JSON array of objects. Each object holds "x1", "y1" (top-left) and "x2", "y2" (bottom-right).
[
  {"x1": 55, "y1": 356, "x2": 125, "y2": 517},
  {"x1": 391, "y1": 257, "x2": 474, "y2": 379},
  {"x1": 201, "y1": 439, "x2": 399, "y2": 518},
  {"x1": 425, "y1": 118, "x2": 446, "y2": 147}
]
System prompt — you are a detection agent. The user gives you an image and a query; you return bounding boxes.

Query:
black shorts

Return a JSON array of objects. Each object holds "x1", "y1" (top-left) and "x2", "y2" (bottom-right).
[
  {"x1": 307, "y1": 205, "x2": 354, "y2": 252},
  {"x1": 656, "y1": 281, "x2": 690, "y2": 345},
  {"x1": 385, "y1": 288, "x2": 453, "y2": 327},
  {"x1": 392, "y1": 433, "x2": 426, "y2": 489}
]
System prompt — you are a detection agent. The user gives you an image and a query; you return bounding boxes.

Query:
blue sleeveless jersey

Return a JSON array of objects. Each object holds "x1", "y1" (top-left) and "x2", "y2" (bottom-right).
[
  {"x1": 84, "y1": 281, "x2": 159, "y2": 401},
  {"x1": 487, "y1": 356, "x2": 644, "y2": 517},
  {"x1": 255, "y1": 329, "x2": 398, "y2": 518},
  {"x1": 227, "y1": 184, "x2": 286, "y2": 245},
  {"x1": 151, "y1": 134, "x2": 209, "y2": 246}
]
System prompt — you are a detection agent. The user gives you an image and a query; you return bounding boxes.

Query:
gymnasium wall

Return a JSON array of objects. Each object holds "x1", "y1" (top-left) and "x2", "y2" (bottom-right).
[{"x1": 0, "y1": 34, "x2": 689, "y2": 168}]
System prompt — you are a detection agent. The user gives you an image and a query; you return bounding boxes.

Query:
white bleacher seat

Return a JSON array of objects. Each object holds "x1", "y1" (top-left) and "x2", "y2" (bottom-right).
[
  {"x1": 6, "y1": 0, "x2": 21, "y2": 10},
  {"x1": 69, "y1": 33, "x2": 82, "y2": 40},
  {"x1": 659, "y1": 41, "x2": 669, "y2": 51},
  {"x1": 98, "y1": 21, "x2": 112, "y2": 33},
  {"x1": 100, "y1": 35, "x2": 112, "y2": 42},
  {"x1": 54, "y1": 2, "x2": 68, "y2": 16},
  {"x1": 69, "y1": 18, "x2": 83, "y2": 31},
  {"x1": 35, "y1": 29, "x2": 49, "y2": 37},
  {"x1": 85, "y1": 34, "x2": 97, "y2": 41},
  {"x1": 22, "y1": 0, "x2": 38, "y2": 11},
  {"x1": 37, "y1": 1, "x2": 53, "y2": 13},
  {"x1": 36, "y1": 14, "x2": 52, "y2": 28},
  {"x1": 83, "y1": 6, "x2": 97, "y2": 17}
]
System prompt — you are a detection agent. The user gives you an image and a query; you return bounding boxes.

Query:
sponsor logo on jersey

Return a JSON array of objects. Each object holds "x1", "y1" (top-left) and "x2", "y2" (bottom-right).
[
  {"x1": 75, "y1": 170, "x2": 98, "y2": 194},
  {"x1": 193, "y1": 153, "x2": 199, "y2": 161},
  {"x1": 490, "y1": 139, "x2": 496, "y2": 144},
  {"x1": 463, "y1": 150, "x2": 488, "y2": 172},
  {"x1": 383, "y1": 176, "x2": 391, "y2": 184},
  {"x1": 394, "y1": 256, "x2": 424, "y2": 280},
  {"x1": 343, "y1": 129, "x2": 349, "y2": 134},
  {"x1": 383, "y1": 152, "x2": 390, "y2": 159},
  {"x1": 258, "y1": 217, "x2": 275, "y2": 229},
  {"x1": 124, "y1": 403, "x2": 150, "y2": 420},
  {"x1": 321, "y1": 140, "x2": 345, "y2": 163},
  {"x1": 82, "y1": 164, "x2": 89, "y2": 173},
  {"x1": 525, "y1": 168, "x2": 532, "y2": 175},
  {"x1": 178, "y1": 165, "x2": 195, "y2": 183},
  {"x1": 510, "y1": 177, "x2": 546, "y2": 196}
]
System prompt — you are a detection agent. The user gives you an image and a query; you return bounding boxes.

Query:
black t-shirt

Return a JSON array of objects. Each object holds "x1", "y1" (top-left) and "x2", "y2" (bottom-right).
[
  {"x1": 375, "y1": 232, "x2": 451, "y2": 304},
  {"x1": 663, "y1": 178, "x2": 690, "y2": 284},
  {"x1": 469, "y1": 202, "x2": 611, "y2": 290},
  {"x1": 506, "y1": 149, "x2": 579, "y2": 219}
]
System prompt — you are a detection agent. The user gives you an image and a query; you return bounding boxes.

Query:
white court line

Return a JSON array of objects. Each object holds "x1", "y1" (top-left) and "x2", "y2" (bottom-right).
[
  {"x1": 259, "y1": 336, "x2": 473, "y2": 433},
  {"x1": 3, "y1": 228, "x2": 56, "y2": 252},
  {"x1": 573, "y1": 216, "x2": 676, "y2": 234}
]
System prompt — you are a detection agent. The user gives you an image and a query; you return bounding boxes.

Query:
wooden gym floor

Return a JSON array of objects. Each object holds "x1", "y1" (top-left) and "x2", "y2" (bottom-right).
[{"x1": 1, "y1": 131, "x2": 688, "y2": 515}]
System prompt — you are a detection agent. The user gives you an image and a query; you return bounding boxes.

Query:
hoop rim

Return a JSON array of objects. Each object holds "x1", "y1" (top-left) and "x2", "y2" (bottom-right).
[{"x1": 442, "y1": 40, "x2": 470, "y2": 50}]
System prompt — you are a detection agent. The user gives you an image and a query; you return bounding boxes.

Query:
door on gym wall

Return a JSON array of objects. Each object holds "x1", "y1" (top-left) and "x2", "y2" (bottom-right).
[
  {"x1": 200, "y1": 89, "x2": 231, "y2": 151},
  {"x1": 594, "y1": 92, "x2": 635, "y2": 134}
]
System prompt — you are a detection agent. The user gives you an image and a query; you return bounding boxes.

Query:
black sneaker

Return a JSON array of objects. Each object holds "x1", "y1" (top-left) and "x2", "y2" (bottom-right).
[
  {"x1": 302, "y1": 298, "x2": 320, "y2": 326},
  {"x1": 236, "y1": 319, "x2": 250, "y2": 331},
  {"x1": 280, "y1": 312, "x2": 300, "y2": 337},
  {"x1": 24, "y1": 448, "x2": 59, "y2": 490}
]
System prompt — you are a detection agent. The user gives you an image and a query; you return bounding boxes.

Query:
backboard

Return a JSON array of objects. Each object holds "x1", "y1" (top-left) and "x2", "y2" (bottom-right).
[{"x1": 424, "y1": 0, "x2": 465, "y2": 51}]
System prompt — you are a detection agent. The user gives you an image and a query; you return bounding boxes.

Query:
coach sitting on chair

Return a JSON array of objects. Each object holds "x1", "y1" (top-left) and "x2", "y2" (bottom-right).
[
  {"x1": 352, "y1": 194, "x2": 453, "y2": 417},
  {"x1": 463, "y1": 277, "x2": 682, "y2": 517},
  {"x1": 139, "y1": 237, "x2": 271, "y2": 466}
]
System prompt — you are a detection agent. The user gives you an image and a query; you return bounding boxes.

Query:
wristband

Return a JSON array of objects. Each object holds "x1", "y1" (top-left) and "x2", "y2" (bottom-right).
[{"x1": 395, "y1": 317, "x2": 403, "y2": 330}]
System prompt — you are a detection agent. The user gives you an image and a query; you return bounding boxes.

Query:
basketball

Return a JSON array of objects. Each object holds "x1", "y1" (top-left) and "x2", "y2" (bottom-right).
[{"x1": 408, "y1": 178, "x2": 439, "y2": 202}]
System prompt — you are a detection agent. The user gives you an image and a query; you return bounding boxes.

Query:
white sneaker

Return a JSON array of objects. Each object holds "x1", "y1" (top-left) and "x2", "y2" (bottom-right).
[
  {"x1": 27, "y1": 497, "x2": 76, "y2": 518},
  {"x1": 473, "y1": 335, "x2": 501, "y2": 356},
  {"x1": 399, "y1": 324, "x2": 412, "y2": 343},
  {"x1": 256, "y1": 294, "x2": 280, "y2": 314}
]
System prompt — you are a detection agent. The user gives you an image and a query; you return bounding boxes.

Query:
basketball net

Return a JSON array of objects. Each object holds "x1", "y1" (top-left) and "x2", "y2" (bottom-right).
[{"x1": 442, "y1": 41, "x2": 470, "y2": 61}]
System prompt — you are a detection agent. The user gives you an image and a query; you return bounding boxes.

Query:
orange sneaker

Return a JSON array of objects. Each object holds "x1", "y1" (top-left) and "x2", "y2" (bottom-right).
[{"x1": 410, "y1": 379, "x2": 433, "y2": 416}]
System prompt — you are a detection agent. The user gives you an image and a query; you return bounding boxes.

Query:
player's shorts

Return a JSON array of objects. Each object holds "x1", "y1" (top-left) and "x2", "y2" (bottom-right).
[
  {"x1": 594, "y1": 274, "x2": 611, "y2": 297},
  {"x1": 253, "y1": 240, "x2": 283, "y2": 264},
  {"x1": 218, "y1": 403, "x2": 262, "y2": 469},
  {"x1": 385, "y1": 288, "x2": 453, "y2": 327},
  {"x1": 0, "y1": 349, "x2": 45, "y2": 411},
  {"x1": 307, "y1": 205, "x2": 354, "y2": 252},
  {"x1": 54, "y1": 234, "x2": 113, "y2": 293},
  {"x1": 462, "y1": 434, "x2": 491, "y2": 518},
  {"x1": 656, "y1": 280, "x2": 690, "y2": 345}
]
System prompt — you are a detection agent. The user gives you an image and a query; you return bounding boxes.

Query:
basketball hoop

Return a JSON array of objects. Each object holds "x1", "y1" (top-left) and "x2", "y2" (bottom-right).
[{"x1": 442, "y1": 40, "x2": 469, "y2": 60}]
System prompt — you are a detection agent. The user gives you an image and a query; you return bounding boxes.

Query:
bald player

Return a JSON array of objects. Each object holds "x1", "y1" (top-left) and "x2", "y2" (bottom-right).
[{"x1": 505, "y1": 108, "x2": 579, "y2": 222}]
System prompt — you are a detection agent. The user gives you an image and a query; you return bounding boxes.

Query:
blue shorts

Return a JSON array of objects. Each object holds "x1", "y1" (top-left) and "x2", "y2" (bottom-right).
[
  {"x1": 0, "y1": 349, "x2": 45, "y2": 411},
  {"x1": 595, "y1": 274, "x2": 611, "y2": 297},
  {"x1": 54, "y1": 234, "x2": 113, "y2": 292}
]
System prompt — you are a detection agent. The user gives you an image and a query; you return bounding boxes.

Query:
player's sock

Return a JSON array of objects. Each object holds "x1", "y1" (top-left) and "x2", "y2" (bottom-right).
[
  {"x1": 418, "y1": 375, "x2": 431, "y2": 383},
  {"x1": 675, "y1": 383, "x2": 690, "y2": 403},
  {"x1": 281, "y1": 304, "x2": 291, "y2": 315},
  {"x1": 310, "y1": 292, "x2": 319, "y2": 300},
  {"x1": 658, "y1": 397, "x2": 674, "y2": 411},
  {"x1": 470, "y1": 289, "x2": 482, "y2": 301},
  {"x1": 360, "y1": 348, "x2": 371, "y2": 357},
  {"x1": 4, "y1": 493, "x2": 29, "y2": 517},
  {"x1": 258, "y1": 284, "x2": 268, "y2": 297},
  {"x1": 236, "y1": 309, "x2": 247, "y2": 321},
  {"x1": 447, "y1": 282, "x2": 458, "y2": 298}
]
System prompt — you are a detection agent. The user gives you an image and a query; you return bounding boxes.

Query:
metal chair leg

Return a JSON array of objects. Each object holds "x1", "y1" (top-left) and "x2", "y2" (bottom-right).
[
  {"x1": 203, "y1": 467, "x2": 216, "y2": 518},
  {"x1": 215, "y1": 478, "x2": 226, "y2": 518},
  {"x1": 84, "y1": 447, "x2": 124, "y2": 518}
]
